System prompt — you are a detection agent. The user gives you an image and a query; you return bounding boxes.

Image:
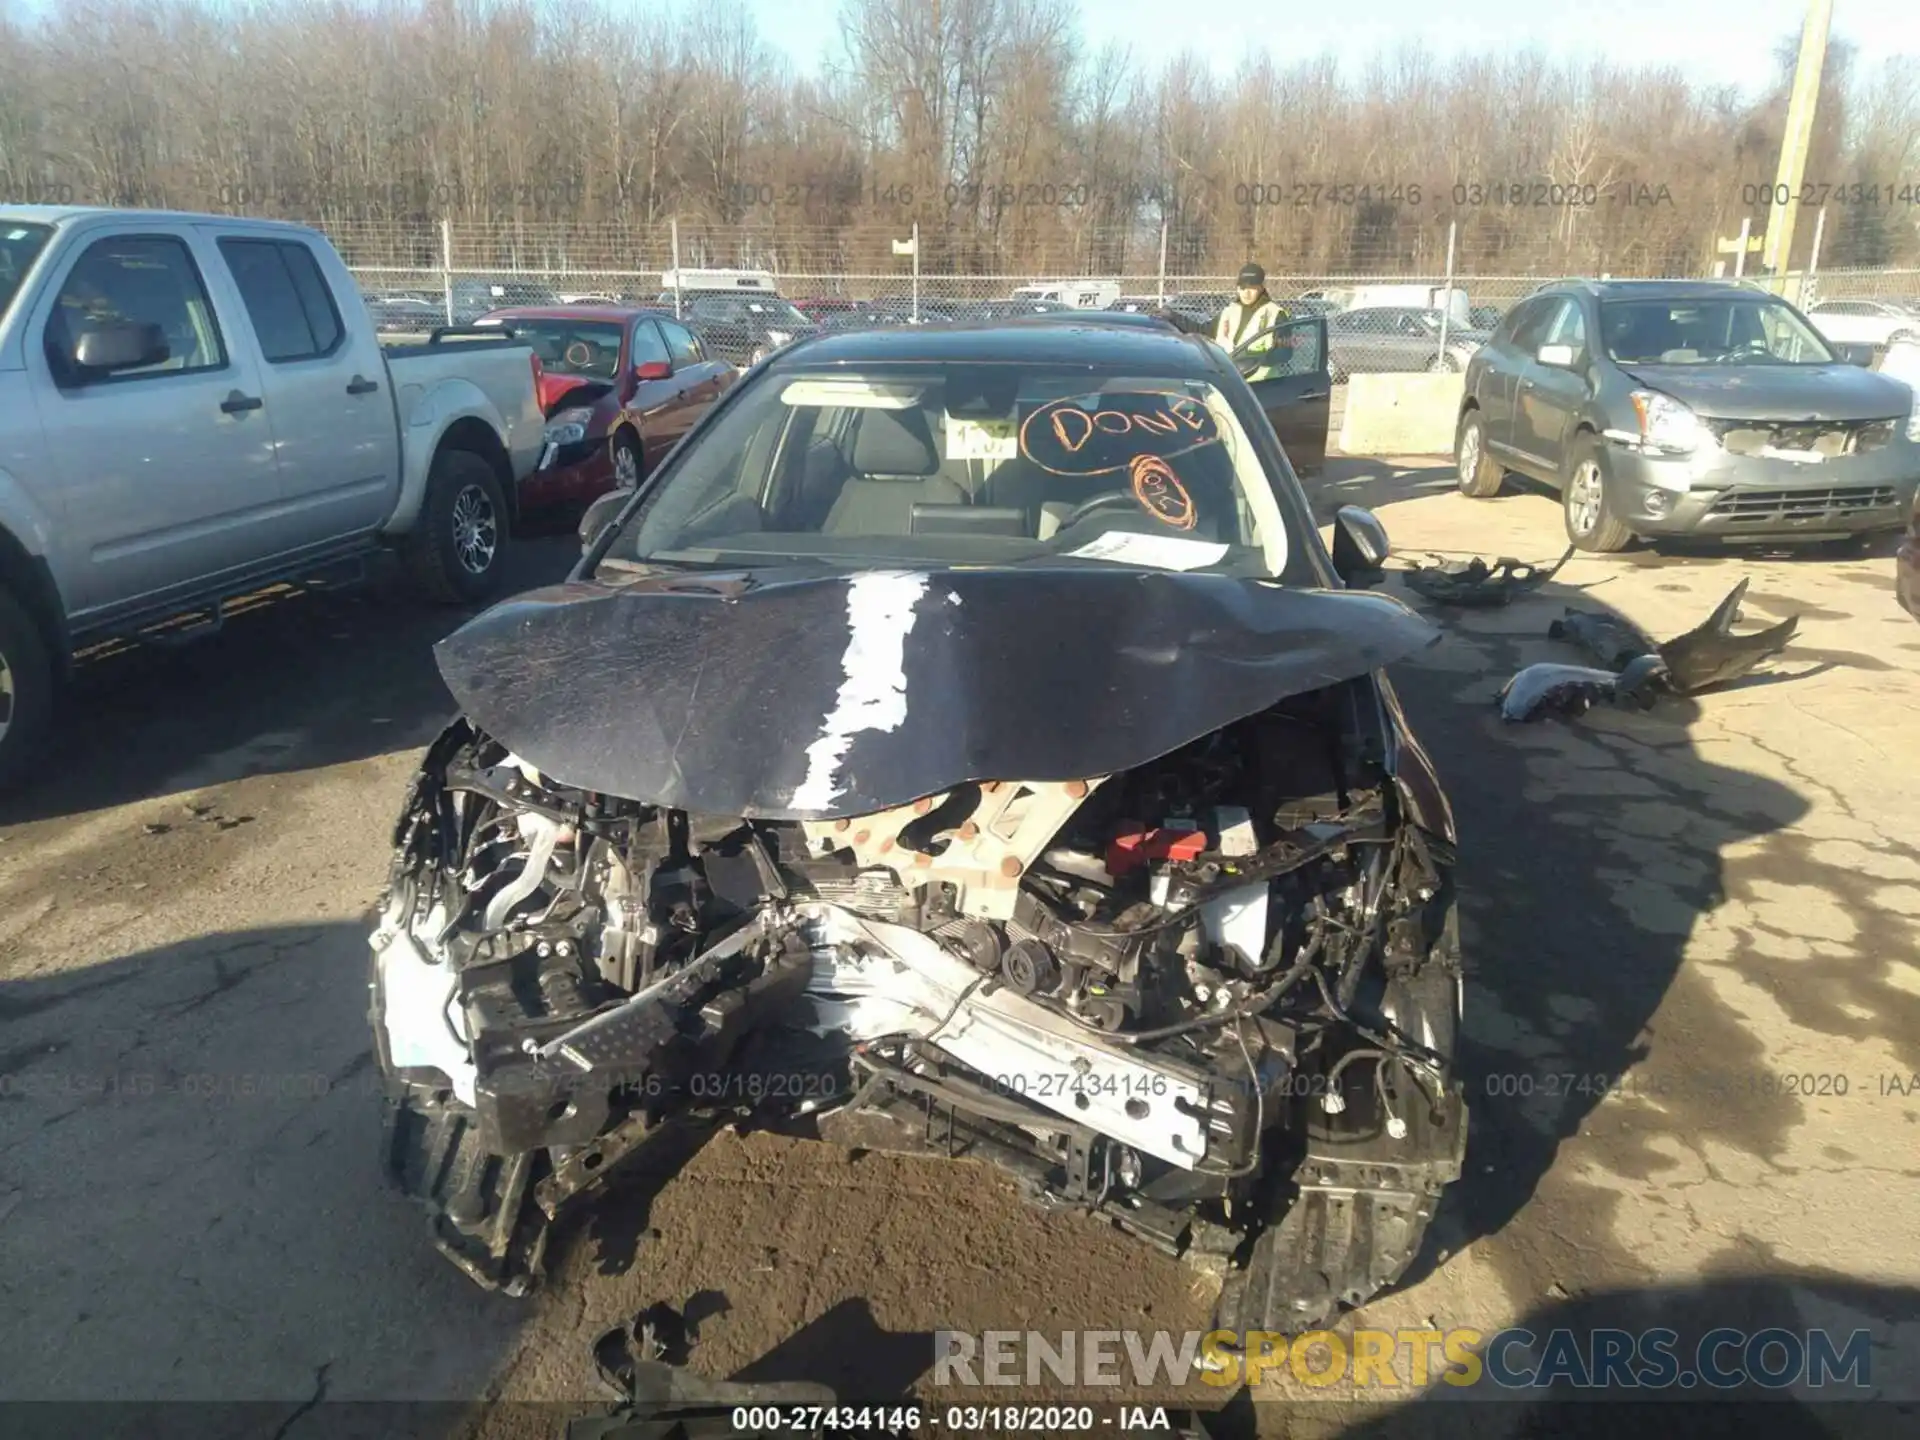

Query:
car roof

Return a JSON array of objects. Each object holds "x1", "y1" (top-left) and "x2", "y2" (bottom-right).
[
  {"x1": 479, "y1": 305, "x2": 671, "y2": 323},
  {"x1": 0, "y1": 204, "x2": 321, "y2": 236},
  {"x1": 1012, "y1": 310, "x2": 1180, "y2": 330},
  {"x1": 1533, "y1": 278, "x2": 1792, "y2": 304},
  {"x1": 768, "y1": 319, "x2": 1223, "y2": 375}
]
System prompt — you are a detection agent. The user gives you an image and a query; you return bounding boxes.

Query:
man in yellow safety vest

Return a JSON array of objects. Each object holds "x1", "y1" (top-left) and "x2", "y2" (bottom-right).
[{"x1": 1214, "y1": 263, "x2": 1288, "y2": 381}]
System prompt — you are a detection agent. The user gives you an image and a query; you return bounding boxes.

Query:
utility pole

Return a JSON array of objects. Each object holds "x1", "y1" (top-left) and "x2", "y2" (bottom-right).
[{"x1": 1761, "y1": 0, "x2": 1834, "y2": 273}]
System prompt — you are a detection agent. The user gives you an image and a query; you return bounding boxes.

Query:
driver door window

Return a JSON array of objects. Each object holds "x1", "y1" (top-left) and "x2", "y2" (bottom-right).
[
  {"x1": 46, "y1": 235, "x2": 227, "y2": 382},
  {"x1": 1234, "y1": 317, "x2": 1325, "y2": 378},
  {"x1": 661, "y1": 320, "x2": 704, "y2": 364},
  {"x1": 631, "y1": 320, "x2": 671, "y2": 368},
  {"x1": 1542, "y1": 299, "x2": 1587, "y2": 357},
  {"x1": 1509, "y1": 299, "x2": 1563, "y2": 356}
]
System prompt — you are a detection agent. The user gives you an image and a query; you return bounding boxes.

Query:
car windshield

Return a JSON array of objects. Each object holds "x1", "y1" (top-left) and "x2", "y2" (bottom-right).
[
  {"x1": 600, "y1": 361, "x2": 1305, "y2": 581},
  {"x1": 1599, "y1": 297, "x2": 1837, "y2": 365},
  {"x1": 0, "y1": 221, "x2": 53, "y2": 323},
  {"x1": 483, "y1": 317, "x2": 624, "y2": 378},
  {"x1": 743, "y1": 298, "x2": 811, "y2": 326}
]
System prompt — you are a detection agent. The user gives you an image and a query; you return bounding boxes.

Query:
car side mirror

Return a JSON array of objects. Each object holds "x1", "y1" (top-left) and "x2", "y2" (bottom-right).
[
  {"x1": 634, "y1": 359, "x2": 672, "y2": 381},
  {"x1": 73, "y1": 320, "x2": 168, "y2": 375},
  {"x1": 1536, "y1": 342, "x2": 1577, "y2": 368},
  {"x1": 579, "y1": 490, "x2": 629, "y2": 553},
  {"x1": 1330, "y1": 505, "x2": 1390, "y2": 587}
]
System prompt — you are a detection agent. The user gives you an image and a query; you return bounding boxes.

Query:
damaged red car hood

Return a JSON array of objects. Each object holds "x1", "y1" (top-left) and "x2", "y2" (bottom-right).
[
  {"x1": 536, "y1": 370, "x2": 607, "y2": 413},
  {"x1": 433, "y1": 565, "x2": 1443, "y2": 821}
]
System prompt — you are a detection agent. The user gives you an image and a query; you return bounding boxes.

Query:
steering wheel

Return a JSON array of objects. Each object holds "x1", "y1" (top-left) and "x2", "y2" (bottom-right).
[{"x1": 1059, "y1": 489, "x2": 1145, "y2": 529}]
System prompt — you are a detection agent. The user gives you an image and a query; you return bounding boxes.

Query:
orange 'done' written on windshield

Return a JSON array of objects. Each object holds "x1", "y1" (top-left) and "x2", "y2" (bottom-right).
[
  {"x1": 1018, "y1": 392, "x2": 1221, "y2": 476},
  {"x1": 1129, "y1": 453, "x2": 1196, "y2": 529}
]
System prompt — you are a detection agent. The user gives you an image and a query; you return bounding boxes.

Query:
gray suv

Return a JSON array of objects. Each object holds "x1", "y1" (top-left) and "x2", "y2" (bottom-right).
[{"x1": 1454, "y1": 279, "x2": 1920, "y2": 552}]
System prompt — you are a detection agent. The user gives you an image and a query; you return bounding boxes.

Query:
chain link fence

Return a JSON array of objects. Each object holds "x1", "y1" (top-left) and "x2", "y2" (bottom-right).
[{"x1": 337, "y1": 215, "x2": 1920, "y2": 368}]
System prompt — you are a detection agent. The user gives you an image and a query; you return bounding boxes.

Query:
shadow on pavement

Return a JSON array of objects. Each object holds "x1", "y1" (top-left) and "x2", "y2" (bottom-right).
[
  {"x1": 1379, "y1": 569, "x2": 1809, "y2": 1295},
  {"x1": 0, "y1": 538, "x2": 578, "y2": 827},
  {"x1": 0, "y1": 921, "x2": 524, "y2": 1407},
  {"x1": 1309, "y1": 461, "x2": 1869, "y2": 1319},
  {"x1": 1312, "y1": 1274, "x2": 1919, "y2": 1440}
]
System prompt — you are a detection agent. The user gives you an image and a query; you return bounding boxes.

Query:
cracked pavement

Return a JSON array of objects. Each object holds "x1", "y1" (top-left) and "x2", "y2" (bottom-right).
[{"x1": 1, "y1": 468, "x2": 1916, "y2": 1433}]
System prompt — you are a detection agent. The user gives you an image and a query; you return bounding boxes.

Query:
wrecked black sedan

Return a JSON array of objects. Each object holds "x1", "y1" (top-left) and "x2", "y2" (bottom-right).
[{"x1": 368, "y1": 321, "x2": 1467, "y2": 1334}]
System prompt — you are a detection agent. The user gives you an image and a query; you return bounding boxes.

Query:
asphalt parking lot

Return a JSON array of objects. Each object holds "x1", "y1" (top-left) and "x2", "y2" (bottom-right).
[{"x1": 1, "y1": 446, "x2": 1916, "y2": 1436}]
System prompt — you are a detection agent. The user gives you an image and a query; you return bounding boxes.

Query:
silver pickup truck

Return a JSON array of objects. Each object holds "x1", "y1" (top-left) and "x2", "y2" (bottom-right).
[{"x1": 0, "y1": 206, "x2": 545, "y2": 788}]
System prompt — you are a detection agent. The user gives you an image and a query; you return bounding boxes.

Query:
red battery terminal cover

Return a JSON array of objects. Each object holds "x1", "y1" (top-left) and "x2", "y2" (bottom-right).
[{"x1": 1106, "y1": 821, "x2": 1207, "y2": 877}]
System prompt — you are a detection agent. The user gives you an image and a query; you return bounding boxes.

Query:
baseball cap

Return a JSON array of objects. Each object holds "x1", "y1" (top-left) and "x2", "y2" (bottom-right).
[{"x1": 1237, "y1": 262, "x2": 1266, "y2": 288}]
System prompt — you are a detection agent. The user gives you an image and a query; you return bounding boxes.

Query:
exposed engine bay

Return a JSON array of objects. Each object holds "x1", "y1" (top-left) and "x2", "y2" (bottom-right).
[{"x1": 371, "y1": 649, "x2": 1466, "y2": 1331}]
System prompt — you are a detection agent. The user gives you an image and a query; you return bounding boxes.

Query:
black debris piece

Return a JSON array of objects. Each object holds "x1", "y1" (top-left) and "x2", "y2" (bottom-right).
[
  {"x1": 1546, "y1": 608, "x2": 1655, "y2": 670},
  {"x1": 1402, "y1": 545, "x2": 1575, "y2": 607}
]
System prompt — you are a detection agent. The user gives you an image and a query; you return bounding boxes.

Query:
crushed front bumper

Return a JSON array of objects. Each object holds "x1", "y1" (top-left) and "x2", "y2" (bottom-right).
[
  {"x1": 1602, "y1": 436, "x2": 1919, "y2": 540},
  {"x1": 520, "y1": 436, "x2": 616, "y2": 514}
]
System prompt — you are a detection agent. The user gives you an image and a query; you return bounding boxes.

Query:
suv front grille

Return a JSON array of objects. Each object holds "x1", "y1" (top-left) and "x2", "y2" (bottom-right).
[
  {"x1": 1707, "y1": 486, "x2": 1900, "y2": 522},
  {"x1": 1704, "y1": 416, "x2": 1898, "y2": 458}
]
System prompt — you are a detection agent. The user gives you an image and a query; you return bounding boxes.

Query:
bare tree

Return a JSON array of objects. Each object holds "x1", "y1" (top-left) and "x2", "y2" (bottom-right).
[{"x1": 1, "y1": 0, "x2": 1912, "y2": 283}]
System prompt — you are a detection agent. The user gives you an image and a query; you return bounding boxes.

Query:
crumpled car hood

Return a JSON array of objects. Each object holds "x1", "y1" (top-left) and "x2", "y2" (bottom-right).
[
  {"x1": 433, "y1": 565, "x2": 1442, "y2": 820},
  {"x1": 1617, "y1": 363, "x2": 1913, "y2": 421}
]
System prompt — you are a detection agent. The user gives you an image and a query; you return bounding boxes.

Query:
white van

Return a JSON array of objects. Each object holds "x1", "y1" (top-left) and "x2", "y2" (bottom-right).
[
  {"x1": 1302, "y1": 284, "x2": 1470, "y2": 327},
  {"x1": 1011, "y1": 279, "x2": 1121, "y2": 310},
  {"x1": 658, "y1": 268, "x2": 780, "y2": 295}
]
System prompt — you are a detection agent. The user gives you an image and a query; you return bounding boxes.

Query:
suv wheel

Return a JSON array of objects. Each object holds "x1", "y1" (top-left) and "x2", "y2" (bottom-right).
[
  {"x1": 0, "y1": 584, "x2": 55, "y2": 793},
  {"x1": 1455, "y1": 412, "x2": 1505, "y2": 497},
  {"x1": 1562, "y1": 434, "x2": 1634, "y2": 553}
]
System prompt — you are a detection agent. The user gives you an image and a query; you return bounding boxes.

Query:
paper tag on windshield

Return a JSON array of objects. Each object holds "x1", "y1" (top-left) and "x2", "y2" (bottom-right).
[
  {"x1": 945, "y1": 415, "x2": 1018, "y2": 460},
  {"x1": 1068, "y1": 532, "x2": 1229, "y2": 571}
]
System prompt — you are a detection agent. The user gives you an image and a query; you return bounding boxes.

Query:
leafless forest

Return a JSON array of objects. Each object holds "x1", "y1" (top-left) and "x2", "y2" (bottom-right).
[{"x1": 3, "y1": 0, "x2": 1919, "y2": 278}]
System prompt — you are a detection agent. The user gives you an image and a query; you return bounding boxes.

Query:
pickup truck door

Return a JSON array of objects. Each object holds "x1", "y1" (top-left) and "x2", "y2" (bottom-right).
[
  {"x1": 1235, "y1": 317, "x2": 1332, "y2": 477},
  {"x1": 212, "y1": 231, "x2": 397, "y2": 543},
  {"x1": 25, "y1": 226, "x2": 282, "y2": 620}
]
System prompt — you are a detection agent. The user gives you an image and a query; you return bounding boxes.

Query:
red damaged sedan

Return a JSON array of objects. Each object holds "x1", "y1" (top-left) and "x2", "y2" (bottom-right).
[{"x1": 476, "y1": 306, "x2": 737, "y2": 515}]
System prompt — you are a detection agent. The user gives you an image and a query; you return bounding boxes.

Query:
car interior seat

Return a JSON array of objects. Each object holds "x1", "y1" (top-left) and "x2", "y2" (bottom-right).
[{"x1": 821, "y1": 407, "x2": 968, "y2": 535}]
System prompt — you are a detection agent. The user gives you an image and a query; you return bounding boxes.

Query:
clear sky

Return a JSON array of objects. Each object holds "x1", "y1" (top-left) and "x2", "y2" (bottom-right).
[
  {"x1": 751, "y1": 0, "x2": 1920, "y2": 95},
  {"x1": 6, "y1": 0, "x2": 1915, "y2": 94}
]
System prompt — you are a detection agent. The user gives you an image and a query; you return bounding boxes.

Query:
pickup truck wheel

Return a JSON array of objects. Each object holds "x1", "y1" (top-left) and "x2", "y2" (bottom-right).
[
  {"x1": 405, "y1": 449, "x2": 509, "y2": 605},
  {"x1": 0, "y1": 584, "x2": 54, "y2": 793}
]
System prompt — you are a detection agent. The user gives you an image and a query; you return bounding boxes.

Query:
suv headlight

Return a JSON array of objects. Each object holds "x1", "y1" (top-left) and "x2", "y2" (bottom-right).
[
  {"x1": 542, "y1": 407, "x2": 594, "y2": 446},
  {"x1": 1628, "y1": 390, "x2": 1707, "y2": 454}
]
